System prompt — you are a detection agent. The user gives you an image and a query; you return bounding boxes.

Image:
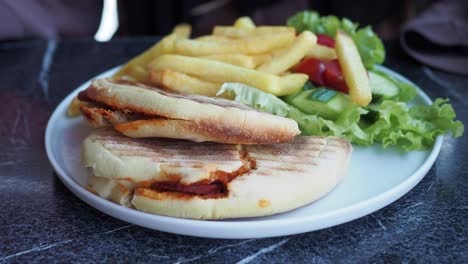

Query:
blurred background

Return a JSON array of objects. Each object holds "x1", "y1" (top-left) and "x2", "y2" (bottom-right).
[
  {"x1": 1, "y1": 0, "x2": 466, "y2": 74},
  {"x1": 118, "y1": 0, "x2": 432, "y2": 40},
  {"x1": 0, "y1": 0, "x2": 435, "y2": 40}
]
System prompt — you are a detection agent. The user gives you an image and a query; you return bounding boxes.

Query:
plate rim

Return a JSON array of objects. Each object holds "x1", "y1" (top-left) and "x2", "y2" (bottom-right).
[{"x1": 45, "y1": 65, "x2": 443, "y2": 239}]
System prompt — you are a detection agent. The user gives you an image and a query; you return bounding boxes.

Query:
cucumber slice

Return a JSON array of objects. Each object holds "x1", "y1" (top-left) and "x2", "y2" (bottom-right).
[
  {"x1": 283, "y1": 81, "x2": 315, "y2": 103},
  {"x1": 308, "y1": 88, "x2": 337, "y2": 102},
  {"x1": 289, "y1": 88, "x2": 355, "y2": 120},
  {"x1": 369, "y1": 71, "x2": 399, "y2": 101}
]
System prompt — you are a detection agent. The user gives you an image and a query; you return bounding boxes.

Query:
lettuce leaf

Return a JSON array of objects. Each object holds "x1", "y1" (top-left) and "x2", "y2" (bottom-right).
[
  {"x1": 217, "y1": 82, "x2": 291, "y2": 117},
  {"x1": 218, "y1": 83, "x2": 370, "y2": 143},
  {"x1": 365, "y1": 99, "x2": 464, "y2": 151},
  {"x1": 287, "y1": 11, "x2": 385, "y2": 69},
  {"x1": 218, "y1": 83, "x2": 464, "y2": 151}
]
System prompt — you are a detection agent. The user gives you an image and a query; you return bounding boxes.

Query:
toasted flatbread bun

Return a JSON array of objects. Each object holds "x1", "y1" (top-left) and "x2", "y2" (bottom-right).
[
  {"x1": 79, "y1": 78, "x2": 300, "y2": 144},
  {"x1": 83, "y1": 129, "x2": 352, "y2": 219},
  {"x1": 87, "y1": 175, "x2": 135, "y2": 207}
]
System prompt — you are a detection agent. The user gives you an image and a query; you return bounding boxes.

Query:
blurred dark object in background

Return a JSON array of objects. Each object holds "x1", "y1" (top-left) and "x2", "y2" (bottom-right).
[
  {"x1": 2, "y1": 0, "x2": 466, "y2": 75},
  {"x1": 401, "y1": 0, "x2": 468, "y2": 75},
  {"x1": 0, "y1": 0, "x2": 432, "y2": 41},
  {"x1": 117, "y1": 0, "x2": 308, "y2": 37},
  {"x1": 117, "y1": 0, "x2": 415, "y2": 39},
  {"x1": 0, "y1": 0, "x2": 102, "y2": 40}
]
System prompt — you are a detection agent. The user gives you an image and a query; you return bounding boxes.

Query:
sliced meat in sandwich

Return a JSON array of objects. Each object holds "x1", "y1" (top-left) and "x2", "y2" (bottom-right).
[
  {"x1": 77, "y1": 78, "x2": 300, "y2": 144},
  {"x1": 83, "y1": 129, "x2": 352, "y2": 220}
]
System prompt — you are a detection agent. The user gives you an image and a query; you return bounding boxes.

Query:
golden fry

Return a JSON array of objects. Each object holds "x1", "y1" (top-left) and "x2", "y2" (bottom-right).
[
  {"x1": 113, "y1": 24, "x2": 191, "y2": 83},
  {"x1": 67, "y1": 96, "x2": 82, "y2": 117},
  {"x1": 213, "y1": 26, "x2": 294, "y2": 38},
  {"x1": 113, "y1": 34, "x2": 177, "y2": 83},
  {"x1": 201, "y1": 54, "x2": 255, "y2": 68},
  {"x1": 335, "y1": 31, "x2": 371, "y2": 106},
  {"x1": 174, "y1": 31, "x2": 295, "y2": 56},
  {"x1": 258, "y1": 31, "x2": 316, "y2": 74},
  {"x1": 233, "y1": 17, "x2": 255, "y2": 29},
  {"x1": 149, "y1": 55, "x2": 287, "y2": 95},
  {"x1": 172, "y1": 24, "x2": 191, "y2": 38},
  {"x1": 252, "y1": 53, "x2": 273, "y2": 67},
  {"x1": 195, "y1": 35, "x2": 232, "y2": 43},
  {"x1": 279, "y1": 73, "x2": 309, "y2": 96},
  {"x1": 306, "y1": 44, "x2": 337, "y2": 60},
  {"x1": 150, "y1": 69, "x2": 221, "y2": 97}
]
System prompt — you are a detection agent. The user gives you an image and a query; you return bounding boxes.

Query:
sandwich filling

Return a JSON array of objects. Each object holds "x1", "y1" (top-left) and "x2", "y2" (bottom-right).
[{"x1": 139, "y1": 147, "x2": 256, "y2": 198}]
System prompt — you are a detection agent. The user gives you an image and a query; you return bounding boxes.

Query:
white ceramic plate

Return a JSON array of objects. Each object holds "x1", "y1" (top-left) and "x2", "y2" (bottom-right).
[{"x1": 45, "y1": 66, "x2": 442, "y2": 239}]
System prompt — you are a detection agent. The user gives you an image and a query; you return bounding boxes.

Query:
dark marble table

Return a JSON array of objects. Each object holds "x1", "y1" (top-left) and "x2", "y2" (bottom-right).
[{"x1": 0, "y1": 38, "x2": 466, "y2": 263}]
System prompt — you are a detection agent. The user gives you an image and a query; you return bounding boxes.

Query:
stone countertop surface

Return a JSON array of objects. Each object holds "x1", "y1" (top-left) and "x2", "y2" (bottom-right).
[{"x1": 0, "y1": 38, "x2": 466, "y2": 263}]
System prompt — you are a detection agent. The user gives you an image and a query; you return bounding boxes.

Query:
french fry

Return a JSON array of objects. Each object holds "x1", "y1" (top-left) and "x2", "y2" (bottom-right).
[
  {"x1": 113, "y1": 24, "x2": 191, "y2": 83},
  {"x1": 271, "y1": 47, "x2": 288, "y2": 56},
  {"x1": 196, "y1": 35, "x2": 232, "y2": 43},
  {"x1": 172, "y1": 24, "x2": 191, "y2": 38},
  {"x1": 258, "y1": 31, "x2": 317, "y2": 74},
  {"x1": 335, "y1": 31, "x2": 371, "y2": 106},
  {"x1": 201, "y1": 54, "x2": 255, "y2": 68},
  {"x1": 252, "y1": 53, "x2": 272, "y2": 67},
  {"x1": 306, "y1": 44, "x2": 337, "y2": 60},
  {"x1": 279, "y1": 73, "x2": 308, "y2": 96},
  {"x1": 113, "y1": 34, "x2": 177, "y2": 83},
  {"x1": 149, "y1": 55, "x2": 288, "y2": 95},
  {"x1": 233, "y1": 17, "x2": 255, "y2": 29},
  {"x1": 67, "y1": 97, "x2": 82, "y2": 117},
  {"x1": 174, "y1": 31, "x2": 295, "y2": 56},
  {"x1": 213, "y1": 26, "x2": 294, "y2": 38},
  {"x1": 150, "y1": 69, "x2": 221, "y2": 97},
  {"x1": 114, "y1": 33, "x2": 175, "y2": 81}
]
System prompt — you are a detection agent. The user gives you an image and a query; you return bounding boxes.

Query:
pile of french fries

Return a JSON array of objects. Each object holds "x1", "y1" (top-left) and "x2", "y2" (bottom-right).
[
  {"x1": 68, "y1": 17, "x2": 370, "y2": 117},
  {"x1": 113, "y1": 17, "x2": 337, "y2": 97}
]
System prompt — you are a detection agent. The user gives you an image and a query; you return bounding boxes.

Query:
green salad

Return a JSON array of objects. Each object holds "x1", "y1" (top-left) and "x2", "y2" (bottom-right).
[{"x1": 217, "y1": 11, "x2": 463, "y2": 151}]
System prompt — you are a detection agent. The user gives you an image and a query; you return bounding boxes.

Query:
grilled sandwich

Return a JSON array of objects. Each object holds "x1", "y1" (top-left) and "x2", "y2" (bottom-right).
[
  {"x1": 77, "y1": 78, "x2": 300, "y2": 144},
  {"x1": 83, "y1": 129, "x2": 351, "y2": 219}
]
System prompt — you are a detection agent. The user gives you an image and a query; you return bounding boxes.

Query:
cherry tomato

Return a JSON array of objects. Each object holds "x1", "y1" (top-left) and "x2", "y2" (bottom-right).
[
  {"x1": 316, "y1": 34, "x2": 335, "y2": 48},
  {"x1": 323, "y1": 60, "x2": 348, "y2": 93},
  {"x1": 294, "y1": 58, "x2": 349, "y2": 93},
  {"x1": 294, "y1": 58, "x2": 326, "y2": 86}
]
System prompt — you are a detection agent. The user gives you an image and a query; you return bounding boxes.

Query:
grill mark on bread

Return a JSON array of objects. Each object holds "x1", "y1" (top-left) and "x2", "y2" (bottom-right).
[
  {"x1": 96, "y1": 132, "x2": 323, "y2": 164},
  {"x1": 94, "y1": 129, "x2": 329, "y2": 164},
  {"x1": 92, "y1": 131, "x2": 329, "y2": 166},
  {"x1": 102, "y1": 143, "x2": 240, "y2": 159}
]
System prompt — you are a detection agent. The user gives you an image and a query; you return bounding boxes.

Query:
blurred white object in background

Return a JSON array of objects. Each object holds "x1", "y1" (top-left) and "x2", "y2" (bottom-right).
[{"x1": 94, "y1": 0, "x2": 119, "y2": 41}]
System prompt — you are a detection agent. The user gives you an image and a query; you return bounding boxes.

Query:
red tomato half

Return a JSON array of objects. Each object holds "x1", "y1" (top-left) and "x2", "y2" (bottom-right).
[
  {"x1": 323, "y1": 60, "x2": 348, "y2": 93},
  {"x1": 316, "y1": 34, "x2": 335, "y2": 48},
  {"x1": 294, "y1": 58, "x2": 326, "y2": 86},
  {"x1": 294, "y1": 58, "x2": 349, "y2": 93}
]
